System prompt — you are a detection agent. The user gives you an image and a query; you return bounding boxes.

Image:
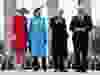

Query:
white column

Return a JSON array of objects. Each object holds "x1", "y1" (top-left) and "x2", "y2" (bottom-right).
[
  {"x1": 32, "y1": 0, "x2": 41, "y2": 10},
  {"x1": 95, "y1": 0, "x2": 100, "y2": 26},
  {"x1": 47, "y1": 0, "x2": 58, "y2": 17},
  {"x1": 91, "y1": 0, "x2": 96, "y2": 26},
  {"x1": 60, "y1": 0, "x2": 74, "y2": 54},
  {"x1": 0, "y1": 0, "x2": 5, "y2": 40},
  {"x1": 24, "y1": 0, "x2": 32, "y2": 9},
  {"x1": 41, "y1": 0, "x2": 48, "y2": 16},
  {"x1": 16, "y1": 0, "x2": 24, "y2": 9},
  {"x1": 5, "y1": 0, "x2": 16, "y2": 16}
]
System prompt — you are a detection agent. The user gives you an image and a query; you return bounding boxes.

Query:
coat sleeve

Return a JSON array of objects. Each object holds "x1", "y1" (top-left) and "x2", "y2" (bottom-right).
[
  {"x1": 63, "y1": 18, "x2": 66, "y2": 28},
  {"x1": 24, "y1": 17, "x2": 27, "y2": 32},
  {"x1": 70, "y1": 17, "x2": 75, "y2": 32},
  {"x1": 42, "y1": 17, "x2": 48, "y2": 32},
  {"x1": 42, "y1": 17, "x2": 48, "y2": 41},
  {"x1": 49, "y1": 17, "x2": 54, "y2": 29},
  {"x1": 63, "y1": 18, "x2": 68, "y2": 38},
  {"x1": 86, "y1": 16, "x2": 93, "y2": 32},
  {"x1": 28, "y1": 18, "x2": 32, "y2": 40},
  {"x1": 29, "y1": 18, "x2": 33, "y2": 32}
]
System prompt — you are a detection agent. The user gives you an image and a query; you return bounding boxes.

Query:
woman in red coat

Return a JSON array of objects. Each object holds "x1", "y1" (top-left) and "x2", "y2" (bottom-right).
[{"x1": 16, "y1": 9, "x2": 28, "y2": 64}]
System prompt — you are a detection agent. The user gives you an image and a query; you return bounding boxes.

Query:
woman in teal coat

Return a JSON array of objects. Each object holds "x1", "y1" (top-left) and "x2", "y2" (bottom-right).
[{"x1": 29, "y1": 8, "x2": 48, "y2": 70}]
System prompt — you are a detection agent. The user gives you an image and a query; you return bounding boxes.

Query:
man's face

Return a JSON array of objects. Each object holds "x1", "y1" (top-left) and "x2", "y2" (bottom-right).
[
  {"x1": 77, "y1": 8, "x2": 87, "y2": 16},
  {"x1": 58, "y1": 10, "x2": 64, "y2": 17}
]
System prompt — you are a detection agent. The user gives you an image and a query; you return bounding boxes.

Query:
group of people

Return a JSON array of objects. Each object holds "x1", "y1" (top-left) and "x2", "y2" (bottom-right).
[
  {"x1": 15, "y1": 8, "x2": 48, "y2": 71},
  {"x1": 49, "y1": 8, "x2": 93, "y2": 72},
  {"x1": 14, "y1": 7, "x2": 93, "y2": 72}
]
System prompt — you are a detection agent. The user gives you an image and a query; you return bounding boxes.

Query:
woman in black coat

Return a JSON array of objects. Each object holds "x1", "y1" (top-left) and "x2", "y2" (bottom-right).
[{"x1": 49, "y1": 9, "x2": 68, "y2": 71}]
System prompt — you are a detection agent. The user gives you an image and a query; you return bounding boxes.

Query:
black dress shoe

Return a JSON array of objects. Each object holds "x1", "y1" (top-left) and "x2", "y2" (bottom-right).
[
  {"x1": 1, "y1": 63, "x2": 6, "y2": 71},
  {"x1": 96, "y1": 63, "x2": 100, "y2": 70},
  {"x1": 59, "y1": 69, "x2": 68, "y2": 72},
  {"x1": 63, "y1": 70, "x2": 68, "y2": 72},
  {"x1": 80, "y1": 70, "x2": 86, "y2": 72},
  {"x1": 75, "y1": 69, "x2": 80, "y2": 72},
  {"x1": 1, "y1": 60, "x2": 7, "y2": 71},
  {"x1": 24, "y1": 60, "x2": 32, "y2": 70},
  {"x1": 54, "y1": 69, "x2": 57, "y2": 72},
  {"x1": 32, "y1": 61, "x2": 40, "y2": 71},
  {"x1": 80, "y1": 65, "x2": 87, "y2": 72},
  {"x1": 41, "y1": 65, "x2": 47, "y2": 72},
  {"x1": 8, "y1": 64, "x2": 15, "y2": 70},
  {"x1": 33, "y1": 65, "x2": 40, "y2": 71}
]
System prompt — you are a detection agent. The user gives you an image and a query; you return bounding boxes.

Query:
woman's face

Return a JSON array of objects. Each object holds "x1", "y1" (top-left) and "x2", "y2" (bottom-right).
[
  {"x1": 34, "y1": 10, "x2": 41, "y2": 16},
  {"x1": 16, "y1": 12, "x2": 23, "y2": 16},
  {"x1": 58, "y1": 10, "x2": 64, "y2": 17}
]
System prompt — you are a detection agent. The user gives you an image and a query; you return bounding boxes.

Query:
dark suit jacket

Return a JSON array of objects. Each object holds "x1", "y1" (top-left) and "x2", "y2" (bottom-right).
[
  {"x1": 50, "y1": 16, "x2": 68, "y2": 56},
  {"x1": 70, "y1": 15, "x2": 93, "y2": 40}
]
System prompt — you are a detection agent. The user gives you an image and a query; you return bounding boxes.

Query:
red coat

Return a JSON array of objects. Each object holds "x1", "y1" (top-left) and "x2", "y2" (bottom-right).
[
  {"x1": 15, "y1": 16, "x2": 27, "y2": 48},
  {"x1": 15, "y1": 16, "x2": 27, "y2": 64}
]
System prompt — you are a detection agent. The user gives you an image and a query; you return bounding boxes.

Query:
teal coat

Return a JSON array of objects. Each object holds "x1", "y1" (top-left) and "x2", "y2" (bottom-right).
[{"x1": 29, "y1": 16, "x2": 48, "y2": 56}]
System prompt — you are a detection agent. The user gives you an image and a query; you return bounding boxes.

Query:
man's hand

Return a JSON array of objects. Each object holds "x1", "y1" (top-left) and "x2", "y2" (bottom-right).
[
  {"x1": 75, "y1": 28, "x2": 81, "y2": 31},
  {"x1": 80, "y1": 28, "x2": 85, "y2": 32},
  {"x1": 75, "y1": 28, "x2": 85, "y2": 31}
]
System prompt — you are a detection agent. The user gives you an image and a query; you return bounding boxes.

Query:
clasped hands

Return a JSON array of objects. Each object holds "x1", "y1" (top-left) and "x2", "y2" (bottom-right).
[{"x1": 75, "y1": 27, "x2": 85, "y2": 31}]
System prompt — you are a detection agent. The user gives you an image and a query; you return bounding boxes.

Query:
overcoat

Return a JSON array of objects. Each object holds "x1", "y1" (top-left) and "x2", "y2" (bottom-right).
[
  {"x1": 15, "y1": 16, "x2": 28, "y2": 64},
  {"x1": 50, "y1": 16, "x2": 68, "y2": 56},
  {"x1": 70, "y1": 15, "x2": 93, "y2": 49},
  {"x1": 29, "y1": 16, "x2": 48, "y2": 56}
]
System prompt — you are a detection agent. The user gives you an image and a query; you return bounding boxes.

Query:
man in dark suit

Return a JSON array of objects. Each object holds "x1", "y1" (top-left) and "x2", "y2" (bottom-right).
[
  {"x1": 70, "y1": 8, "x2": 93, "y2": 72},
  {"x1": 50, "y1": 9, "x2": 68, "y2": 71}
]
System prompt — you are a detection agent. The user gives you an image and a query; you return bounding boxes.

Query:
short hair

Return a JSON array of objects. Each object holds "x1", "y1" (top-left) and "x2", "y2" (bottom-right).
[
  {"x1": 16, "y1": 9, "x2": 24, "y2": 15},
  {"x1": 20, "y1": 8, "x2": 29, "y2": 14},
  {"x1": 33, "y1": 8, "x2": 40, "y2": 15}
]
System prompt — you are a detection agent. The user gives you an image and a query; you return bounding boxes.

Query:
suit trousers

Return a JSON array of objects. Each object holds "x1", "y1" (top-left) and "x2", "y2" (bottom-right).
[{"x1": 73, "y1": 36, "x2": 88, "y2": 70}]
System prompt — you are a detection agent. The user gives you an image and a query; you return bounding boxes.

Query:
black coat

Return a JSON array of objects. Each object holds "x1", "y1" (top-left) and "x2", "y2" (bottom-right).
[
  {"x1": 70, "y1": 15, "x2": 93, "y2": 48},
  {"x1": 24, "y1": 16, "x2": 28, "y2": 32},
  {"x1": 50, "y1": 16, "x2": 68, "y2": 56}
]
